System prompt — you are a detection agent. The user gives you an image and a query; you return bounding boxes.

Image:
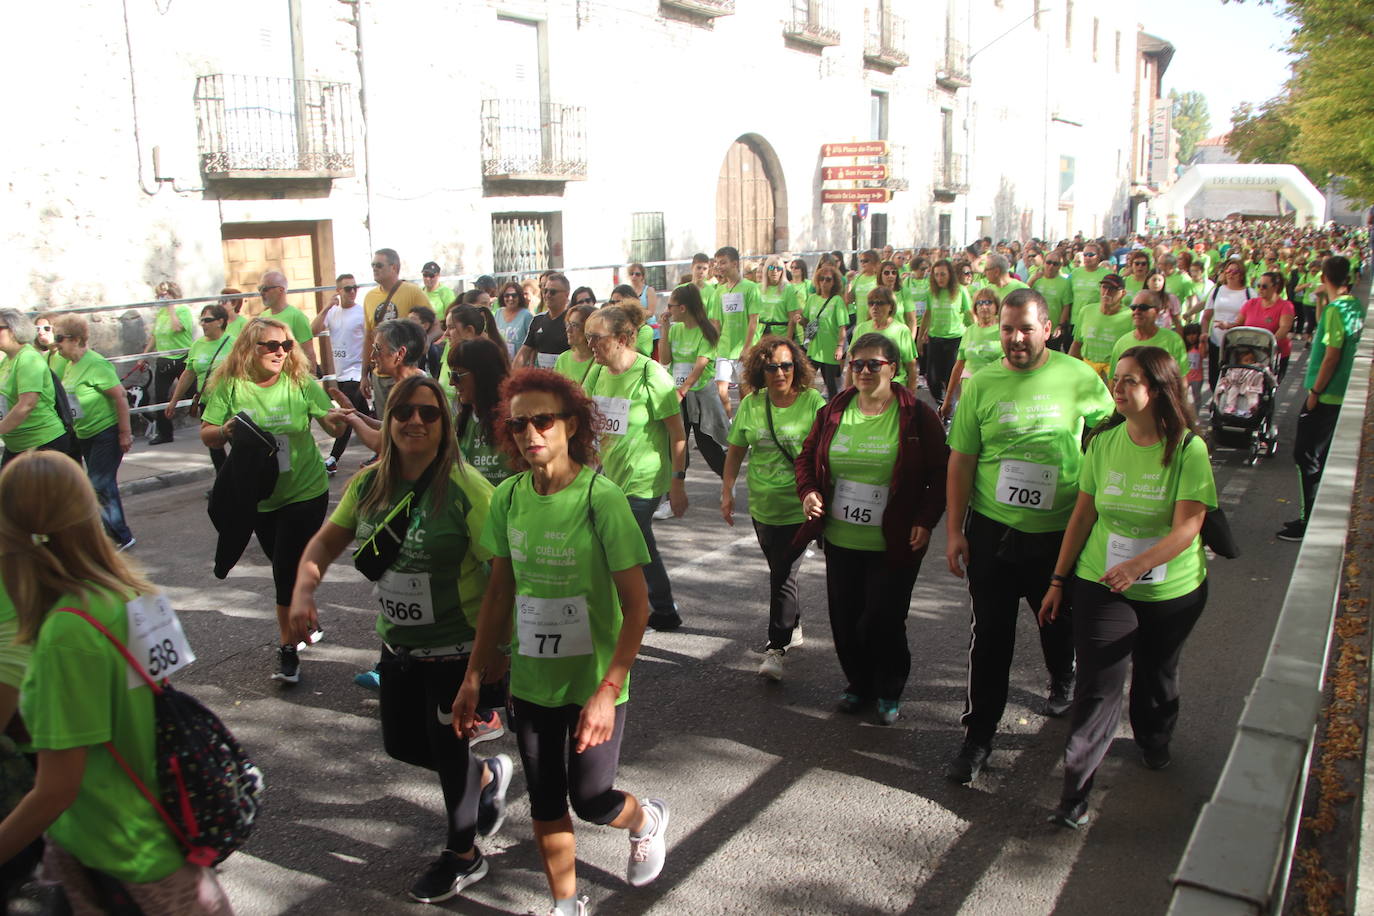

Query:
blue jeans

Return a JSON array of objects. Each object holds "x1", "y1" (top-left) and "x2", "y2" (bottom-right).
[
  {"x1": 79, "y1": 426, "x2": 133, "y2": 545},
  {"x1": 626, "y1": 495, "x2": 676, "y2": 617}
]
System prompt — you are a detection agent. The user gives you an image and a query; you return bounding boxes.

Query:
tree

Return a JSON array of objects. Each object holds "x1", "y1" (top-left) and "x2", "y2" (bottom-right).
[
  {"x1": 1228, "y1": 98, "x2": 1300, "y2": 166},
  {"x1": 1170, "y1": 90, "x2": 1211, "y2": 165}
]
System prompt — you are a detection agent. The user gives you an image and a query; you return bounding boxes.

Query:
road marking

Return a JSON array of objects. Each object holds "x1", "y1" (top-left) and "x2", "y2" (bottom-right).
[{"x1": 664, "y1": 534, "x2": 758, "y2": 583}]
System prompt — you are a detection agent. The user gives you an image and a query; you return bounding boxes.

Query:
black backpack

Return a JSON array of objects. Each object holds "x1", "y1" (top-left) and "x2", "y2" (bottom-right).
[{"x1": 57, "y1": 606, "x2": 264, "y2": 867}]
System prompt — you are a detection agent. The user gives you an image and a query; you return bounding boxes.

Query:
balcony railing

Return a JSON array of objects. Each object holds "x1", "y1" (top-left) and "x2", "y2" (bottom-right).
[
  {"x1": 661, "y1": 0, "x2": 735, "y2": 16},
  {"x1": 936, "y1": 38, "x2": 972, "y2": 89},
  {"x1": 863, "y1": 8, "x2": 909, "y2": 68},
  {"x1": 194, "y1": 74, "x2": 354, "y2": 178},
  {"x1": 480, "y1": 99, "x2": 587, "y2": 182},
  {"x1": 932, "y1": 154, "x2": 970, "y2": 197},
  {"x1": 784, "y1": 0, "x2": 841, "y2": 47}
]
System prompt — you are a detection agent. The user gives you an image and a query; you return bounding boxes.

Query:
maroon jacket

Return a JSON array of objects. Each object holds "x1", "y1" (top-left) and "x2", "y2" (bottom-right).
[{"x1": 793, "y1": 385, "x2": 948, "y2": 568}]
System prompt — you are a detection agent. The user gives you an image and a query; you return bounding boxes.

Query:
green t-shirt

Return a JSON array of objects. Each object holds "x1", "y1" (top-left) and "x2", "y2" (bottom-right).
[
  {"x1": 717, "y1": 279, "x2": 762, "y2": 360},
  {"x1": 1076, "y1": 426, "x2": 1215, "y2": 601},
  {"x1": 1032, "y1": 275, "x2": 1073, "y2": 323},
  {"x1": 926, "y1": 287, "x2": 972, "y2": 339},
  {"x1": 1075, "y1": 306, "x2": 1134, "y2": 364},
  {"x1": 635, "y1": 324, "x2": 654, "y2": 358},
  {"x1": 45, "y1": 350, "x2": 69, "y2": 381},
  {"x1": 152, "y1": 305, "x2": 194, "y2": 355},
  {"x1": 22, "y1": 587, "x2": 185, "y2": 883},
  {"x1": 850, "y1": 274, "x2": 879, "y2": 311},
  {"x1": 804, "y1": 294, "x2": 850, "y2": 366},
  {"x1": 62, "y1": 349, "x2": 121, "y2": 439},
  {"x1": 823, "y1": 398, "x2": 899, "y2": 551},
  {"x1": 0, "y1": 345, "x2": 66, "y2": 452},
  {"x1": 269, "y1": 305, "x2": 314, "y2": 345},
  {"x1": 1123, "y1": 274, "x2": 1149, "y2": 297},
  {"x1": 583, "y1": 355, "x2": 679, "y2": 499},
  {"x1": 782, "y1": 283, "x2": 809, "y2": 332},
  {"x1": 948, "y1": 350, "x2": 1114, "y2": 532},
  {"x1": 459, "y1": 413, "x2": 513, "y2": 486},
  {"x1": 554, "y1": 350, "x2": 596, "y2": 386},
  {"x1": 187, "y1": 334, "x2": 233, "y2": 390},
  {"x1": 1109, "y1": 327, "x2": 1189, "y2": 380},
  {"x1": 1163, "y1": 271, "x2": 1193, "y2": 306},
  {"x1": 331, "y1": 463, "x2": 493, "y2": 641},
  {"x1": 667, "y1": 323, "x2": 717, "y2": 392},
  {"x1": 227, "y1": 314, "x2": 250, "y2": 337},
  {"x1": 853, "y1": 321, "x2": 916, "y2": 385},
  {"x1": 481, "y1": 467, "x2": 650, "y2": 708},
  {"x1": 958, "y1": 323, "x2": 1004, "y2": 375},
  {"x1": 903, "y1": 277, "x2": 932, "y2": 324},
  {"x1": 726, "y1": 388, "x2": 825, "y2": 526},
  {"x1": 758, "y1": 286, "x2": 792, "y2": 329},
  {"x1": 1307, "y1": 294, "x2": 1365, "y2": 405},
  {"x1": 425, "y1": 285, "x2": 456, "y2": 314},
  {"x1": 201, "y1": 373, "x2": 333, "y2": 511},
  {"x1": 1069, "y1": 266, "x2": 1111, "y2": 326},
  {"x1": 982, "y1": 279, "x2": 1029, "y2": 301}
]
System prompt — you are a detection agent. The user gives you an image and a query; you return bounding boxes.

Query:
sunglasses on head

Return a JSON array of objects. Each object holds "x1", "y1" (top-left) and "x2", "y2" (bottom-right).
[
  {"x1": 505, "y1": 412, "x2": 570, "y2": 433},
  {"x1": 849, "y1": 357, "x2": 893, "y2": 373},
  {"x1": 764, "y1": 361, "x2": 794, "y2": 373},
  {"x1": 255, "y1": 339, "x2": 295, "y2": 353},
  {"x1": 391, "y1": 403, "x2": 443, "y2": 423}
]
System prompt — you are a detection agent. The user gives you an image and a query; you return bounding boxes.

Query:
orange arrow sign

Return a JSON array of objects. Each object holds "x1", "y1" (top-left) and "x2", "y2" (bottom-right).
[
  {"x1": 821, "y1": 188, "x2": 892, "y2": 204},
  {"x1": 822, "y1": 165, "x2": 888, "y2": 181},
  {"x1": 821, "y1": 141, "x2": 888, "y2": 157}
]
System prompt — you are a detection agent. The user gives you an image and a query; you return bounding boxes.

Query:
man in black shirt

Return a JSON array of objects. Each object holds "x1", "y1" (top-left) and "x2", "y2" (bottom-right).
[{"x1": 517, "y1": 272, "x2": 571, "y2": 368}]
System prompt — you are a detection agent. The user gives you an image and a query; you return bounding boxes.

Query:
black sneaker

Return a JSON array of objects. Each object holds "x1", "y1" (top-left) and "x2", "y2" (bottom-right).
[
  {"x1": 945, "y1": 740, "x2": 990, "y2": 785},
  {"x1": 272, "y1": 645, "x2": 300, "y2": 684},
  {"x1": 1048, "y1": 799, "x2": 1089, "y2": 829},
  {"x1": 646, "y1": 610, "x2": 682, "y2": 632},
  {"x1": 147, "y1": 434, "x2": 173, "y2": 446},
  {"x1": 408, "y1": 849, "x2": 487, "y2": 904},
  {"x1": 1142, "y1": 744, "x2": 1172, "y2": 770},
  {"x1": 476, "y1": 754, "x2": 513, "y2": 837},
  {"x1": 1044, "y1": 677, "x2": 1074, "y2": 718},
  {"x1": 1276, "y1": 522, "x2": 1306, "y2": 542}
]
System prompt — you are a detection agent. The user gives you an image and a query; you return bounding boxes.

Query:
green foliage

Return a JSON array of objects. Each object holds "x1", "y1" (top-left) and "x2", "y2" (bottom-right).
[
  {"x1": 1228, "y1": 98, "x2": 1300, "y2": 166},
  {"x1": 1170, "y1": 90, "x2": 1212, "y2": 165}
]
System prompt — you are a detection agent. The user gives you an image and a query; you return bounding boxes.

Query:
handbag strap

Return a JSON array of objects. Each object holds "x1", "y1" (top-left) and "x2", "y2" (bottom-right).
[{"x1": 764, "y1": 394, "x2": 797, "y2": 464}]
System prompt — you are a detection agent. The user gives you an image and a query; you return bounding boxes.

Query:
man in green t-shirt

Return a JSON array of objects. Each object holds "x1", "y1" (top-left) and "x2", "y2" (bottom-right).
[
  {"x1": 421, "y1": 261, "x2": 456, "y2": 314},
  {"x1": 943, "y1": 287, "x2": 1114, "y2": 785},
  {"x1": 260, "y1": 271, "x2": 318, "y2": 371},
  {"x1": 1280, "y1": 255, "x2": 1365, "y2": 541},
  {"x1": 1031, "y1": 252, "x2": 1073, "y2": 351},
  {"x1": 712, "y1": 246, "x2": 761, "y2": 420},
  {"x1": 1108, "y1": 290, "x2": 1189, "y2": 379}
]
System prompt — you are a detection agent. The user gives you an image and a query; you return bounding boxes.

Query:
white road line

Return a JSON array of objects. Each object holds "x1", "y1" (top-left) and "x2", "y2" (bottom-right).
[{"x1": 664, "y1": 533, "x2": 758, "y2": 583}]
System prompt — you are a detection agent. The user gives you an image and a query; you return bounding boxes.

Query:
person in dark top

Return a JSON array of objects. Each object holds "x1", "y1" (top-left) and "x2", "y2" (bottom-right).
[{"x1": 517, "y1": 273, "x2": 572, "y2": 369}]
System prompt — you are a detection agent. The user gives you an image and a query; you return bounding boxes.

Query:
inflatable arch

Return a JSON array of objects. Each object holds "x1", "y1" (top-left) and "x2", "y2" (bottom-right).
[{"x1": 1151, "y1": 164, "x2": 1325, "y2": 228}]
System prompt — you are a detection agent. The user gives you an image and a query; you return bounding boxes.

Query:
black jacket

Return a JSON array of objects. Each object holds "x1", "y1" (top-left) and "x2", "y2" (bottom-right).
[{"x1": 208, "y1": 412, "x2": 280, "y2": 578}]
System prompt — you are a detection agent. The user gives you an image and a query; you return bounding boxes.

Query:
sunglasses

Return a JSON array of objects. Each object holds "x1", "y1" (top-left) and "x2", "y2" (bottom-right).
[
  {"x1": 1046, "y1": 260, "x2": 1061, "y2": 266},
  {"x1": 257, "y1": 285, "x2": 283, "y2": 294},
  {"x1": 35, "y1": 326, "x2": 52, "y2": 334},
  {"x1": 370, "y1": 262, "x2": 389, "y2": 270},
  {"x1": 200, "y1": 316, "x2": 222, "y2": 324},
  {"x1": 975, "y1": 299, "x2": 997, "y2": 307},
  {"x1": 505, "y1": 412, "x2": 570, "y2": 433},
  {"x1": 422, "y1": 272, "x2": 438, "y2": 278},
  {"x1": 449, "y1": 369, "x2": 470, "y2": 383},
  {"x1": 629, "y1": 272, "x2": 645, "y2": 278},
  {"x1": 1129, "y1": 304, "x2": 1155, "y2": 312},
  {"x1": 53, "y1": 334, "x2": 74, "y2": 343},
  {"x1": 255, "y1": 339, "x2": 295, "y2": 353},
  {"x1": 764, "y1": 361, "x2": 795, "y2": 373},
  {"x1": 341, "y1": 285, "x2": 359, "y2": 293},
  {"x1": 501, "y1": 292, "x2": 520, "y2": 299},
  {"x1": 573, "y1": 297, "x2": 595, "y2": 306},
  {"x1": 849, "y1": 358, "x2": 893, "y2": 374},
  {"x1": 391, "y1": 403, "x2": 443, "y2": 423}
]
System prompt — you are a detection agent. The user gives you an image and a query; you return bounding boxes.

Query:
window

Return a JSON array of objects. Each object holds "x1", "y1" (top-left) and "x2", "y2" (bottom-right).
[
  {"x1": 1064, "y1": 0, "x2": 1072, "y2": 48},
  {"x1": 938, "y1": 213, "x2": 952, "y2": 248},
  {"x1": 871, "y1": 213, "x2": 888, "y2": 251},
  {"x1": 1114, "y1": 31, "x2": 1121, "y2": 72},
  {"x1": 1092, "y1": 17, "x2": 1099, "y2": 62},
  {"x1": 1033, "y1": 0, "x2": 1042, "y2": 29},
  {"x1": 870, "y1": 91, "x2": 889, "y2": 141},
  {"x1": 492, "y1": 213, "x2": 561, "y2": 274},
  {"x1": 630, "y1": 212, "x2": 667, "y2": 290}
]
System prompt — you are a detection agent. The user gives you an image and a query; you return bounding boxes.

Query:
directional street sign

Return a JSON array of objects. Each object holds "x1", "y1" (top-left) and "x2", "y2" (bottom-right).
[
  {"x1": 821, "y1": 165, "x2": 887, "y2": 181},
  {"x1": 821, "y1": 188, "x2": 892, "y2": 204}
]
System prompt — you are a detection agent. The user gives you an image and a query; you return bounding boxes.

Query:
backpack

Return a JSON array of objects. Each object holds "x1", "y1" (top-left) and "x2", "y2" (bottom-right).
[{"x1": 56, "y1": 606, "x2": 264, "y2": 867}]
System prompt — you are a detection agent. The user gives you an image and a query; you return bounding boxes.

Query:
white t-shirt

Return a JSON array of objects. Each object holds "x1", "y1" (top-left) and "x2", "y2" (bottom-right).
[
  {"x1": 324, "y1": 303, "x2": 366, "y2": 382},
  {"x1": 1207, "y1": 285, "x2": 1251, "y2": 346}
]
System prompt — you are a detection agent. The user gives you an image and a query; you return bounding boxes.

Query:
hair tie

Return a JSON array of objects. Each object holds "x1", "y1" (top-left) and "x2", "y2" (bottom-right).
[{"x1": 30, "y1": 534, "x2": 49, "y2": 547}]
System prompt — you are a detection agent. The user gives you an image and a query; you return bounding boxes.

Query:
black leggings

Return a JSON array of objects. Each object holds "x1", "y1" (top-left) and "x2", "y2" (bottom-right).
[
  {"x1": 823, "y1": 542, "x2": 923, "y2": 701},
  {"x1": 926, "y1": 336, "x2": 961, "y2": 405},
  {"x1": 753, "y1": 520, "x2": 806, "y2": 649},
  {"x1": 379, "y1": 648, "x2": 481, "y2": 852},
  {"x1": 511, "y1": 697, "x2": 628, "y2": 824},
  {"x1": 816, "y1": 362, "x2": 843, "y2": 399},
  {"x1": 330, "y1": 380, "x2": 371, "y2": 460},
  {"x1": 254, "y1": 492, "x2": 329, "y2": 606}
]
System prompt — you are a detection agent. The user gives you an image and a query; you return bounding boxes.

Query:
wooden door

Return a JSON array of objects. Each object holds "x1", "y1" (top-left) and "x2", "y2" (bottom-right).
[
  {"x1": 716, "y1": 140, "x2": 776, "y2": 256},
  {"x1": 222, "y1": 234, "x2": 317, "y2": 318}
]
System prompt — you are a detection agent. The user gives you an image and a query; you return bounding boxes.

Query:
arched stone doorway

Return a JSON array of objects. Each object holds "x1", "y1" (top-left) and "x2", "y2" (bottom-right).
[{"x1": 715, "y1": 134, "x2": 787, "y2": 255}]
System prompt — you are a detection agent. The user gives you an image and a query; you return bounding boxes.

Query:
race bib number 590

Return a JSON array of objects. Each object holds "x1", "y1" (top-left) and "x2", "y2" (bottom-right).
[{"x1": 593, "y1": 396, "x2": 631, "y2": 436}]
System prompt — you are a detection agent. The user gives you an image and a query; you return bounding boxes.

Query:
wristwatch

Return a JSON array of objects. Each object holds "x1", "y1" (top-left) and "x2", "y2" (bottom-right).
[{"x1": 672, "y1": 471, "x2": 686, "y2": 480}]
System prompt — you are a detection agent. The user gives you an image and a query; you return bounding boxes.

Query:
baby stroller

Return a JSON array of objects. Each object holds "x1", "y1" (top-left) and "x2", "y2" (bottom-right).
[{"x1": 1210, "y1": 326, "x2": 1279, "y2": 466}]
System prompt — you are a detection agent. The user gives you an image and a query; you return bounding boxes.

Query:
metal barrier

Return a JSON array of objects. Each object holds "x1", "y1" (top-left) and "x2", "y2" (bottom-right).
[{"x1": 1168, "y1": 286, "x2": 1374, "y2": 914}]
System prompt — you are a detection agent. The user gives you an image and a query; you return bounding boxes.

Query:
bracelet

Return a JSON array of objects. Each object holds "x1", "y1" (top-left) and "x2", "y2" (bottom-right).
[
  {"x1": 1046, "y1": 581, "x2": 1063, "y2": 589},
  {"x1": 599, "y1": 678, "x2": 622, "y2": 695},
  {"x1": 1050, "y1": 573, "x2": 1068, "y2": 584}
]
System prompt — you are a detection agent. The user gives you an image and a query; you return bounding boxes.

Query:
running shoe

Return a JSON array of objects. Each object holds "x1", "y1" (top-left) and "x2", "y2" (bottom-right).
[
  {"x1": 324, "y1": 456, "x2": 338, "y2": 476},
  {"x1": 1044, "y1": 677, "x2": 1074, "y2": 718},
  {"x1": 353, "y1": 668, "x2": 381, "y2": 690},
  {"x1": 273, "y1": 645, "x2": 300, "y2": 684},
  {"x1": 652, "y1": 500, "x2": 673, "y2": 520},
  {"x1": 546, "y1": 896, "x2": 589, "y2": 916},
  {"x1": 1276, "y1": 521, "x2": 1306, "y2": 542},
  {"x1": 876, "y1": 699, "x2": 901, "y2": 726},
  {"x1": 361, "y1": 453, "x2": 379, "y2": 468},
  {"x1": 296, "y1": 628, "x2": 325, "y2": 650},
  {"x1": 836, "y1": 692, "x2": 867, "y2": 714},
  {"x1": 646, "y1": 610, "x2": 683, "y2": 632},
  {"x1": 945, "y1": 740, "x2": 990, "y2": 785},
  {"x1": 476, "y1": 754, "x2": 513, "y2": 837},
  {"x1": 1142, "y1": 744, "x2": 1172, "y2": 770},
  {"x1": 469, "y1": 709, "x2": 505, "y2": 746},
  {"x1": 757, "y1": 648, "x2": 784, "y2": 681},
  {"x1": 787, "y1": 625, "x2": 804, "y2": 649},
  {"x1": 408, "y1": 848, "x2": 487, "y2": 904},
  {"x1": 626, "y1": 798, "x2": 670, "y2": 887},
  {"x1": 117, "y1": 537, "x2": 137, "y2": 552},
  {"x1": 1048, "y1": 800, "x2": 1090, "y2": 830}
]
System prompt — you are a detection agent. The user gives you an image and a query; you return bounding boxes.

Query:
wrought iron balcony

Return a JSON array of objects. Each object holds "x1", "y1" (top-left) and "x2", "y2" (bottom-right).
[
  {"x1": 661, "y1": 0, "x2": 735, "y2": 17},
  {"x1": 936, "y1": 39, "x2": 972, "y2": 89},
  {"x1": 784, "y1": 0, "x2": 841, "y2": 48},
  {"x1": 480, "y1": 99, "x2": 587, "y2": 183},
  {"x1": 932, "y1": 154, "x2": 969, "y2": 197},
  {"x1": 194, "y1": 74, "x2": 354, "y2": 178},
  {"x1": 863, "y1": 8, "x2": 909, "y2": 68}
]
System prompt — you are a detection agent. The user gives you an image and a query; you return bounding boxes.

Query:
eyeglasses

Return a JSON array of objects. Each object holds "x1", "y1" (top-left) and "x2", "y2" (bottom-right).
[
  {"x1": 257, "y1": 285, "x2": 283, "y2": 294},
  {"x1": 391, "y1": 403, "x2": 443, "y2": 423},
  {"x1": 764, "y1": 361, "x2": 795, "y2": 373},
  {"x1": 584, "y1": 332, "x2": 611, "y2": 344},
  {"x1": 882, "y1": 269, "x2": 898, "y2": 275},
  {"x1": 1129, "y1": 304, "x2": 1155, "y2": 312},
  {"x1": 505, "y1": 412, "x2": 570, "y2": 433},
  {"x1": 572, "y1": 297, "x2": 595, "y2": 306},
  {"x1": 255, "y1": 339, "x2": 296, "y2": 353},
  {"x1": 849, "y1": 358, "x2": 893, "y2": 374},
  {"x1": 449, "y1": 369, "x2": 470, "y2": 383},
  {"x1": 341, "y1": 285, "x2": 359, "y2": 293}
]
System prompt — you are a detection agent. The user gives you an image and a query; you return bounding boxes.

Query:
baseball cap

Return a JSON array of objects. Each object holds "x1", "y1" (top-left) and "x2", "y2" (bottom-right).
[
  {"x1": 1099, "y1": 273, "x2": 1125, "y2": 290},
  {"x1": 421, "y1": 261, "x2": 441, "y2": 276}
]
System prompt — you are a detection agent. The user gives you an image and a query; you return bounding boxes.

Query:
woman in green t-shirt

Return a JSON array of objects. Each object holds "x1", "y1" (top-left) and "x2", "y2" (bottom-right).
[
  {"x1": 608, "y1": 288, "x2": 655, "y2": 358},
  {"x1": 0, "y1": 451, "x2": 232, "y2": 912},
  {"x1": 722, "y1": 337, "x2": 824, "y2": 680},
  {"x1": 803, "y1": 264, "x2": 849, "y2": 398},
  {"x1": 0, "y1": 309, "x2": 73, "y2": 466},
  {"x1": 145, "y1": 280, "x2": 194, "y2": 446},
  {"x1": 938, "y1": 287, "x2": 1002, "y2": 421},
  {"x1": 451, "y1": 337, "x2": 514, "y2": 487},
  {"x1": 554, "y1": 301, "x2": 597, "y2": 386},
  {"x1": 757, "y1": 255, "x2": 798, "y2": 340},
  {"x1": 662, "y1": 284, "x2": 727, "y2": 478},
  {"x1": 1039, "y1": 346, "x2": 1216, "y2": 829},
  {"x1": 847, "y1": 287, "x2": 917, "y2": 391},
  {"x1": 199, "y1": 318, "x2": 345, "y2": 684},
  {"x1": 289, "y1": 376, "x2": 510, "y2": 904},
  {"x1": 920, "y1": 259, "x2": 969, "y2": 407},
  {"x1": 166, "y1": 305, "x2": 235, "y2": 471},
  {"x1": 455, "y1": 369, "x2": 669, "y2": 913}
]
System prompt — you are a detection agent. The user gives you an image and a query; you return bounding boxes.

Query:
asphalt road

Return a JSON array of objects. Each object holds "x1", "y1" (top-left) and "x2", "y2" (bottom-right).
[{"x1": 86, "y1": 354, "x2": 1314, "y2": 916}]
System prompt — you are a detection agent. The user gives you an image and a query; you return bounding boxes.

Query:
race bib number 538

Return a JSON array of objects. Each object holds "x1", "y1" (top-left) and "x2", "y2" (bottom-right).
[{"x1": 125, "y1": 595, "x2": 196, "y2": 688}]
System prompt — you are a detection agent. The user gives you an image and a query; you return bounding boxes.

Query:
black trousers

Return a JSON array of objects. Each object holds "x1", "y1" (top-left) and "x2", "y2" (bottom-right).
[
  {"x1": 823, "y1": 542, "x2": 923, "y2": 702},
  {"x1": 1061, "y1": 578, "x2": 1208, "y2": 805},
  {"x1": 511, "y1": 697, "x2": 628, "y2": 824},
  {"x1": 153, "y1": 357, "x2": 186, "y2": 440},
  {"x1": 329, "y1": 380, "x2": 370, "y2": 460},
  {"x1": 926, "y1": 336, "x2": 961, "y2": 405},
  {"x1": 816, "y1": 362, "x2": 843, "y2": 399},
  {"x1": 752, "y1": 520, "x2": 806, "y2": 649},
  {"x1": 254, "y1": 492, "x2": 329, "y2": 606},
  {"x1": 378, "y1": 647, "x2": 481, "y2": 852},
  {"x1": 960, "y1": 511, "x2": 1075, "y2": 745},
  {"x1": 1293, "y1": 399, "x2": 1342, "y2": 521},
  {"x1": 1207, "y1": 344, "x2": 1222, "y2": 392},
  {"x1": 1, "y1": 430, "x2": 74, "y2": 467}
]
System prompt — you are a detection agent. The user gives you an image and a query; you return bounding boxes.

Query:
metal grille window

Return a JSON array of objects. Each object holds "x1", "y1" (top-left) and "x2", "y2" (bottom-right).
[
  {"x1": 492, "y1": 214, "x2": 552, "y2": 275},
  {"x1": 631, "y1": 213, "x2": 667, "y2": 290},
  {"x1": 870, "y1": 214, "x2": 888, "y2": 252}
]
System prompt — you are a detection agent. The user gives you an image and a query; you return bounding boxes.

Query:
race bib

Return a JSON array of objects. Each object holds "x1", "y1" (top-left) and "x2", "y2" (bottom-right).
[
  {"x1": 374, "y1": 570, "x2": 436, "y2": 626},
  {"x1": 1105, "y1": 533, "x2": 1168, "y2": 584},
  {"x1": 65, "y1": 388, "x2": 84, "y2": 420},
  {"x1": 273, "y1": 434, "x2": 291, "y2": 473},
  {"x1": 911, "y1": 300, "x2": 928, "y2": 318},
  {"x1": 722, "y1": 292, "x2": 744, "y2": 315},
  {"x1": 332, "y1": 347, "x2": 347, "y2": 360},
  {"x1": 593, "y1": 395, "x2": 631, "y2": 436},
  {"x1": 124, "y1": 594, "x2": 196, "y2": 688},
  {"x1": 0, "y1": 395, "x2": 9, "y2": 420},
  {"x1": 831, "y1": 477, "x2": 889, "y2": 526},
  {"x1": 516, "y1": 594, "x2": 593, "y2": 658},
  {"x1": 536, "y1": 352, "x2": 559, "y2": 370},
  {"x1": 996, "y1": 459, "x2": 1057, "y2": 510},
  {"x1": 672, "y1": 362, "x2": 694, "y2": 387}
]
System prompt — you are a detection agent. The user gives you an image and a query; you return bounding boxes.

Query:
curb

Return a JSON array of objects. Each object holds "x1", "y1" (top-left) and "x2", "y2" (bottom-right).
[{"x1": 118, "y1": 465, "x2": 217, "y2": 498}]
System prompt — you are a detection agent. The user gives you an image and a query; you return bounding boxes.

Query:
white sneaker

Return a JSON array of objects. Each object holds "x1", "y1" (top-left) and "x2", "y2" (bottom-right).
[
  {"x1": 626, "y1": 798, "x2": 669, "y2": 887},
  {"x1": 652, "y1": 500, "x2": 673, "y2": 520},
  {"x1": 546, "y1": 896, "x2": 589, "y2": 916},
  {"x1": 758, "y1": 648, "x2": 784, "y2": 681},
  {"x1": 787, "y1": 625, "x2": 804, "y2": 649}
]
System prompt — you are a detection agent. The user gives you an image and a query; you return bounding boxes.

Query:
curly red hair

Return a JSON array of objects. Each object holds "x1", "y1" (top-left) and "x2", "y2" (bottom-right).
[{"x1": 493, "y1": 368, "x2": 602, "y2": 469}]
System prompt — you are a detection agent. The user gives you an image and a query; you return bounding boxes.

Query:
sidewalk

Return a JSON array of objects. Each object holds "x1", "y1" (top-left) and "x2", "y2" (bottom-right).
[{"x1": 116, "y1": 427, "x2": 346, "y2": 498}]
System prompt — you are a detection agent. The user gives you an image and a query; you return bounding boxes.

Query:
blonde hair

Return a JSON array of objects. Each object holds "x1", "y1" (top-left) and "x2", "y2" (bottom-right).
[
  {"x1": 212, "y1": 317, "x2": 312, "y2": 390},
  {"x1": 0, "y1": 452, "x2": 155, "y2": 643},
  {"x1": 762, "y1": 255, "x2": 786, "y2": 291}
]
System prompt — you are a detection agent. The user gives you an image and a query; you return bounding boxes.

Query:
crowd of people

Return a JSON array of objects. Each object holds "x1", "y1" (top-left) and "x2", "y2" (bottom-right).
[{"x1": 0, "y1": 219, "x2": 1365, "y2": 913}]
